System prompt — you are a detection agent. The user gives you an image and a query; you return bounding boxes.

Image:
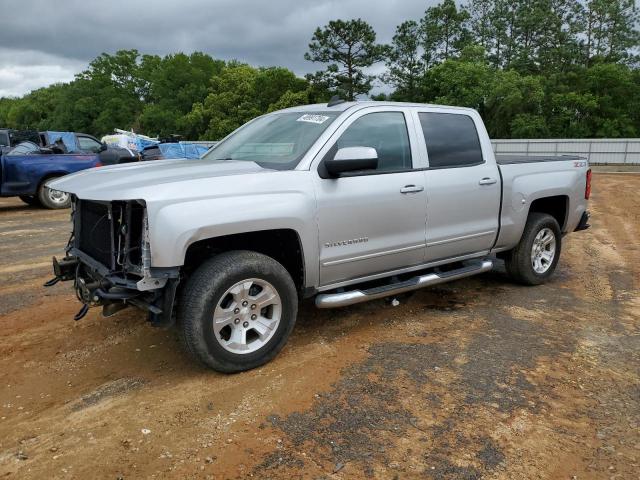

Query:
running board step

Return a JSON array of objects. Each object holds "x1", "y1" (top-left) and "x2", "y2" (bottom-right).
[{"x1": 315, "y1": 259, "x2": 493, "y2": 309}]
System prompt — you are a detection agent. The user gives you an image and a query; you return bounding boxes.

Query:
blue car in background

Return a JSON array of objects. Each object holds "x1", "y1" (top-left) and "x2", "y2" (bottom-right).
[
  {"x1": 0, "y1": 131, "x2": 138, "y2": 209},
  {"x1": 0, "y1": 141, "x2": 102, "y2": 209}
]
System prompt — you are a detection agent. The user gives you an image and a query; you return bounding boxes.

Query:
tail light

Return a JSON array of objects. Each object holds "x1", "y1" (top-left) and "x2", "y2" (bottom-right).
[
  {"x1": 95, "y1": 161, "x2": 103, "y2": 167},
  {"x1": 585, "y1": 168, "x2": 592, "y2": 200}
]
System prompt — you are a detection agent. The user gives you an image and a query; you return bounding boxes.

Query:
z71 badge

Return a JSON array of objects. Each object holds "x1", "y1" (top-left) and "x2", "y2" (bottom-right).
[{"x1": 574, "y1": 161, "x2": 587, "y2": 168}]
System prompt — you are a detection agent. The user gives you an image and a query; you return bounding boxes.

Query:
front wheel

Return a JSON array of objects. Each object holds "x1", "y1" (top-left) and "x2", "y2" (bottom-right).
[
  {"x1": 37, "y1": 179, "x2": 70, "y2": 209},
  {"x1": 178, "y1": 250, "x2": 298, "y2": 373},
  {"x1": 504, "y1": 212, "x2": 562, "y2": 285}
]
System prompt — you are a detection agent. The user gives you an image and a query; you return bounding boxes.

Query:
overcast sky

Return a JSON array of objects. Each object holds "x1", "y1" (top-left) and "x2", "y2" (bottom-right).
[{"x1": 0, "y1": 0, "x2": 436, "y2": 98}]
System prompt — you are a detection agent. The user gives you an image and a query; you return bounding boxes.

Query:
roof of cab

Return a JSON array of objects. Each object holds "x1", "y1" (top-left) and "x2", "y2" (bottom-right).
[{"x1": 275, "y1": 100, "x2": 477, "y2": 114}]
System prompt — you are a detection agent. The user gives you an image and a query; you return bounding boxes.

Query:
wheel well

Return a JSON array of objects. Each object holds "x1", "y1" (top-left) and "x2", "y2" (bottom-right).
[
  {"x1": 183, "y1": 229, "x2": 305, "y2": 292},
  {"x1": 36, "y1": 172, "x2": 67, "y2": 193},
  {"x1": 529, "y1": 196, "x2": 568, "y2": 230}
]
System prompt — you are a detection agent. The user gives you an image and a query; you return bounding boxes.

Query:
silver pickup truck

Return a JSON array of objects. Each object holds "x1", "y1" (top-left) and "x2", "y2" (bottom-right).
[{"x1": 47, "y1": 100, "x2": 591, "y2": 372}]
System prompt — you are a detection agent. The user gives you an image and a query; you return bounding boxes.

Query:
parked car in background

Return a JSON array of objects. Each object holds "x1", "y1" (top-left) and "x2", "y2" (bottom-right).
[
  {"x1": 2, "y1": 129, "x2": 138, "y2": 163},
  {"x1": 0, "y1": 140, "x2": 103, "y2": 208},
  {"x1": 0, "y1": 130, "x2": 138, "y2": 209},
  {"x1": 47, "y1": 100, "x2": 591, "y2": 372}
]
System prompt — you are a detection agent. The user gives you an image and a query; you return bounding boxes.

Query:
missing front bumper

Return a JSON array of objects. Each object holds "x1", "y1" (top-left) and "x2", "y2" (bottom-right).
[{"x1": 45, "y1": 255, "x2": 179, "y2": 327}]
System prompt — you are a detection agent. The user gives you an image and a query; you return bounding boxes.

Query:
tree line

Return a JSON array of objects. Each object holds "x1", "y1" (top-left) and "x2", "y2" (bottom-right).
[{"x1": 0, "y1": 0, "x2": 638, "y2": 140}]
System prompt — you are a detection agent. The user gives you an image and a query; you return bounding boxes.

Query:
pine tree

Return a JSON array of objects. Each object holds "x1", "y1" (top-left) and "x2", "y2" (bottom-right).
[
  {"x1": 581, "y1": 0, "x2": 639, "y2": 65},
  {"x1": 420, "y1": 0, "x2": 472, "y2": 65},
  {"x1": 304, "y1": 19, "x2": 387, "y2": 100},
  {"x1": 383, "y1": 21, "x2": 425, "y2": 100}
]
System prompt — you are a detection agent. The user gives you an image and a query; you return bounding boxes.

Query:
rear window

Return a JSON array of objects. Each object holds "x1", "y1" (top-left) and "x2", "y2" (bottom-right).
[
  {"x1": 418, "y1": 112, "x2": 483, "y2": 168},
  {"x1": 8, "y1": 141, "x2": 39, "y2": 155}
]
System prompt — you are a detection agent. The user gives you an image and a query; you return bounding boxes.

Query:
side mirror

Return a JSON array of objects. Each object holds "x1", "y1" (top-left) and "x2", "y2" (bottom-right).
[
  {"x1": 98, "y1": 142, "x2": 108, "y2": 153},
  {"x1": 325, "y1": 147, "x2": 378, "y2": 177}
]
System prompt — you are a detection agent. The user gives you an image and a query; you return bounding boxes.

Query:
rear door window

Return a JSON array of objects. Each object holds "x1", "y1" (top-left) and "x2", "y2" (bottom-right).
[{"x1": 418, "y1": 112, "x2": 483, "y2": 168}]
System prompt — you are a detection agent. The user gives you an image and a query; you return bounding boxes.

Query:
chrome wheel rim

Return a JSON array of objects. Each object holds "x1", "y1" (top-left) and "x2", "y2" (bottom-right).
[
  {"x1": 212, "y1": 278, "x2": 282, "y2": 354},
  {"x1": 47, "y1": 188, "x2": 69, "y2": 205},
  {"x1": 531, "y1": 227, "x2": 556, "y2": 274}
]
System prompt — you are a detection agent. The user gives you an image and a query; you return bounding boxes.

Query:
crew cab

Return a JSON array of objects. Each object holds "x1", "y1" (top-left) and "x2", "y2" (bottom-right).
[{"x1": 47, "y1": 100, "x2": 591, "y2": 372}]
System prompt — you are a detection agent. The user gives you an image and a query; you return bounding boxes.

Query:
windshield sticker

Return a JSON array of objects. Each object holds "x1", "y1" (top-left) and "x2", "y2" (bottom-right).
[{"x1": 297, "y1": 114, "x2": 330, "y2": 124}]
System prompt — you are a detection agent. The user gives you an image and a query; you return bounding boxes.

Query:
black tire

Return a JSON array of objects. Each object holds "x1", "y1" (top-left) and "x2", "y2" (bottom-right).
[
  {"x1": 504, "y1": 212, "x2": 562, "y2": 285},
  {"x1": 19, "y1": 195, "x2": 39, "y2": 206},
  {"x1": 178, "y1": 250, "x2": 298, "y2": 373},
  {"x1": 37, "y1": 179, "x2": 71, "y2": 209}
]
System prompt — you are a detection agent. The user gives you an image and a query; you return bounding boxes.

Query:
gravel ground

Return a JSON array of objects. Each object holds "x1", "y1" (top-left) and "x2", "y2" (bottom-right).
[{"x1": 0, "y1": 172, "x2": 638, "y2": 479}]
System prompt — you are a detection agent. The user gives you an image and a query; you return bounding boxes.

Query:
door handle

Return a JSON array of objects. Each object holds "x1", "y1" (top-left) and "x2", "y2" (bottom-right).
[
  {"x1": 400, "y1": 185, "x2": 424, "y2": 194},
  {"x1": 479, "y1": 177, "x2": 497, "y2": 185}
]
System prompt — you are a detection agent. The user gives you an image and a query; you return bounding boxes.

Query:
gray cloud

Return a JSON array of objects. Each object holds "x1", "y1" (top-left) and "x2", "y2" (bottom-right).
[{"x1": 0, "y1": 0, "x2": 433, "y2": 97}]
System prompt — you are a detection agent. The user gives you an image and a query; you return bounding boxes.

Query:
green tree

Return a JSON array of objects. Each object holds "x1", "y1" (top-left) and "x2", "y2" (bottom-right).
[
  {"x1": 581, "y1": 0, "x2": 639, "y2": 65},
  {"x1": 467, "y1": 0, "x2": 495, "y2": 54},
  {"x1": 5, "y1": 84, "x2": 67, "y2": 131},
  {"x1": 138, "y1": 52, "x2": 224, "y2": 137},
  {"x1": 183, "y1": 63, "x2": 313, "y2": 140},
  {"x1": 506, "y1": 0, "x2": 584, "y2": 73},
  {"x1": 304, "y1": 19, "x2": 387, "y2": 100},
  {"x1": 465, "y1": 0, "x2": 512, "y2": 68},
  {"x1": 183, "y1": 63, "x2": 261, "y2": 140},
  {"x1": 253, "y1": 67, "x2": 309, "y2": 111},
  {"x1": 582, "y1": 63, "x2": 639, "y2": 135},
  {"x1": 267, "y1": 90, "x2": 310, "y2": 112},
  {"x1": 45, "y1": 49, "x2": 151, "y2": 135},
  {"x1": 484, "y1": 69, "x2": 547, "y2": 137},
  {"x1": 0, "y1": 97, "x2": 16, "y2": 127},
  {"x1": 420, "y1": 0, "x2": 472, "y2": 64},
  {"x1": 510, "y1": 113, "x2": 550, "y2": 137},
  {"x1": 384, "y1": 20, "x2": 425, "y2": 100},
  {"x1": 541, "y1": 63, "x2": 640, "y2": 137},
  {"x1": 419, "y1": 52, "x2": 494, "y2": 110}
]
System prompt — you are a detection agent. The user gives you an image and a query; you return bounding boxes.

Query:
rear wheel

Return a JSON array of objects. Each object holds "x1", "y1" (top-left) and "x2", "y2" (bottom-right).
[
  {"x1": 19, "y1": 195, "x2": 39, "y2": 206},
  {"x1": 37, "y1": 179, "x2": 70, "y2": 209},
  {"x1": 504, "y1": 213, "x2": 562, "y2": 285},
  {"x1": 178, "y1": 250, "x2": 298, "y2": 373}
]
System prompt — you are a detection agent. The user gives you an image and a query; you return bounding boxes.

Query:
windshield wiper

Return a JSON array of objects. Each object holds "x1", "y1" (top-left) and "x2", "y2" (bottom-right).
[{"x1": 213, "y1": 157, "x2": 234, "y2": 161}]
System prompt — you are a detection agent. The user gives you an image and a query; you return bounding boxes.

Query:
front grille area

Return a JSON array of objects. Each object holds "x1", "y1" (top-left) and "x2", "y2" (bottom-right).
[
  {"x1": 78, "y1": 200, "x2": 113, "y2": 268},
  {"x1": 76, "y1": 199, "x2": 145, "y2": 273}
]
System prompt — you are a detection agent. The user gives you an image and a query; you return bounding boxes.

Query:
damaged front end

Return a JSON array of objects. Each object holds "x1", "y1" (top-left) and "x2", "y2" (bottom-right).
[{"x1": 46, "y1": 198, "x2": 179, "y2": 326}]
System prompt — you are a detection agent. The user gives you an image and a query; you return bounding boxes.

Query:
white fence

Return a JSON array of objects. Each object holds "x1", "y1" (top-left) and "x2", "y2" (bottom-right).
[{"x1": 491, "y1": 139, "x2": 640, "y2": 165}]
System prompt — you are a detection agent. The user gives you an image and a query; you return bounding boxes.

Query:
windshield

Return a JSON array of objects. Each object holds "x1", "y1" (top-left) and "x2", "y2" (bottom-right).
[{"x1": 203, "y1": 112, "x2": 340, "y2": 169}]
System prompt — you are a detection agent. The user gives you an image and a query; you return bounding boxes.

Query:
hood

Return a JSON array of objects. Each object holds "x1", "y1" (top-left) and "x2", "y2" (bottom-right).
[{"x1": 48, "y1": 158, "x2": 272, "y2": 201}]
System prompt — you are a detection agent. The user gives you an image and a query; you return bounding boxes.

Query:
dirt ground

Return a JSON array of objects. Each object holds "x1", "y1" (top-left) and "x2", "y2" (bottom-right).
[{"x1": 0, "y1": 173, "x2": 638, "y2": 480}]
